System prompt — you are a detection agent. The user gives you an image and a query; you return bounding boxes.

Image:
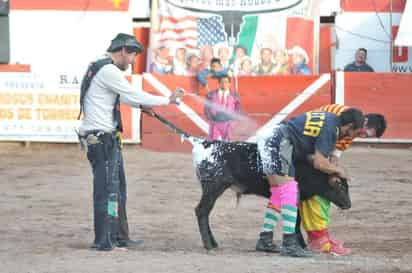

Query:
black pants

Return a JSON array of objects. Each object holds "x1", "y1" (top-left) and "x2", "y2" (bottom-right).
[{"x1": 86, "y1": 132, "x2": 129, "y2": 249}]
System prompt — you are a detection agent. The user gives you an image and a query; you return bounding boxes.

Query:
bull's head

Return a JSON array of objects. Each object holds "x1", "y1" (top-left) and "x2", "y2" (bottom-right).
[{"x1": 322, "y1": 178, "x2": 351, "y2": 210}]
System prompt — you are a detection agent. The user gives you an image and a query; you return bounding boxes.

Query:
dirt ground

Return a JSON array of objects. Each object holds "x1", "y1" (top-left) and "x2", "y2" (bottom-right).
[{"x1": 0, "y1": 143, "x2": 411, "y2": 273}]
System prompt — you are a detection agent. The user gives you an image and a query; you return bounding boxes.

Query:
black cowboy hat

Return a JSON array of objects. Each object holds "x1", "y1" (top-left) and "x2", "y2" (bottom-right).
[{"x1": 107, "y1": 33, "x2": 144, "y2": 53}]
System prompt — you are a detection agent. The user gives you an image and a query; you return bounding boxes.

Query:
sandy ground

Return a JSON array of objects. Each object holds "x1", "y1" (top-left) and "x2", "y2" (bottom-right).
[{"x1": 0, "y1": 143, "x2": 411, "y2": 273}]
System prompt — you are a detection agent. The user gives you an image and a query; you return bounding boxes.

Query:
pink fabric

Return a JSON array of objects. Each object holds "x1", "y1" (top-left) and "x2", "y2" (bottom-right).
[
  {"x1": 269, "y1": 181, "x2": 298, "y2": 207},
  {"x1": 205, "y1": 90, "x2": 240, "y2": 141},
  {"x1": 209, "y1": 122, "x2": 233, "y2": 141},
  {"x1": 269, "y1": 185, "x2": 282, "y2": 209}
]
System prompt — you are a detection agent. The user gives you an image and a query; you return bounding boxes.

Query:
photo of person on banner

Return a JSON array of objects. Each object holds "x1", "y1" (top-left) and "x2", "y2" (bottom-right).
[
  {"x1": 289, "y1": 46, "x2": 311, "y2": 75},
  {"x1": 204, "y1": 73, "x2": 241, "y2": 141},
  {"x1": 149, "y1": 46, "x2": 173, "y2": 75},
  {"x1": 149, "y1": 0, "x2": 319, "y2": 75}
]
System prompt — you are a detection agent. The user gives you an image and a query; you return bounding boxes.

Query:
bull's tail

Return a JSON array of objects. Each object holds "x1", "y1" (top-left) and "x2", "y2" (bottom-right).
[{"x1": 141, "y1": 108, "x2": 202, "y2": 147}]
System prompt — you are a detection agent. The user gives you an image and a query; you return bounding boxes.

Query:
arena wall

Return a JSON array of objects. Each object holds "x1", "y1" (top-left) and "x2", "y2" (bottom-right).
[{"x1": 139, "y1": 72, "x2": 412, "y2": 152}]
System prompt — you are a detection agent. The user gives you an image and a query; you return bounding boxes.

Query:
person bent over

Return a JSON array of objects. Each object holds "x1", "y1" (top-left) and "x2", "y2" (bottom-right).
[
  {"x1": 299, "y1": 105, "x2": 386, "y2": 255},
  {"x1": 255, "y1": 109, "x2": 364, "y2": 257}
]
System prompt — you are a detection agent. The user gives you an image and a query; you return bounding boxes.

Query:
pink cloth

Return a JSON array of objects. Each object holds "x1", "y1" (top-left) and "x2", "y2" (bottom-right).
[
  {"x1": 204, "y1": 89, "x2": 240, "y2": 141},
  {"x1": 269, "y1": 181, "x2": 298, "y2": 207}
]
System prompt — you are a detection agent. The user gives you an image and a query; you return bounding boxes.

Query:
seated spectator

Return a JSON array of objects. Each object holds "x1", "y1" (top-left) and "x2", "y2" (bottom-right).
[
  {"x1": 149, "y1": 46, "x2": 172, "y2": 74},
  {"x1": 172, "y1": 47, "x2": 188, "y2": 75},
  {"x1": 253, "y1": 48, "x2": 277, "y2": 75},
  {"x1": 290, "y1": 46, "x2": 311, "y2": 75},
  {"x1": 204, "y1": 74, "x2": 241, "y2": 141},
  {"x1": 238, "y1": 57, "x2": 253, "y2": 76},
  {"x1": 230, "y1": 45, "x2": 248, "y2": 76},
  {"x1": 273, "y1": 49, "x2": 290, "y2": 75},
  {"x1": 344, "y1": 48, "x2": 374, "y2": 72},
  {"x1": 217, "y1": 46, "x2": 231, "y2": 70},
  {"x1": 199, "y1": 45, "x2": 214, "y2": 70},
  {"x1": 196, "y1": 58, "x2": 229, "y2": 90},
  {"x1": 186, "y1": 54, "x2": 201, "y2": 76}
]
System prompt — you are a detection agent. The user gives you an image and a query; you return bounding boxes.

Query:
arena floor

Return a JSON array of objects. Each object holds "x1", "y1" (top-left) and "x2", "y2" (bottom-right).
[{"x1": 1, "y1": 143, "x2": 411, "y2": 273}]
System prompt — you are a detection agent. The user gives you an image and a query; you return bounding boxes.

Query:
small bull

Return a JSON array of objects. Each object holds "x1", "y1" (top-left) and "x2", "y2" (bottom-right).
[{"x1": 143, "y1": 110, "x2": 350, "y2": 250}]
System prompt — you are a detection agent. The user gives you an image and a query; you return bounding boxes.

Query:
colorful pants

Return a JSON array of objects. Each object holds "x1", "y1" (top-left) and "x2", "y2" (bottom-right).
[{"x1": 300, "y1": 195, "x2": 331, "y2": 232}]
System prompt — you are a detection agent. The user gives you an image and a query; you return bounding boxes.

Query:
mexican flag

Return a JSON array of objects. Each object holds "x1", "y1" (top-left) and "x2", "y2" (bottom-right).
[
  {"x1": 236, "y1": 2, "x2": 319, "y2": 71},
  {"x1": 237, "y1": 14, "x2": 287, "y2": 62}
]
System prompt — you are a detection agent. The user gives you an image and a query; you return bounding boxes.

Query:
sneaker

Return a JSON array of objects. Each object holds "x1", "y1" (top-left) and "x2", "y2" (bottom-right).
[
  {"x1": 329, "y1": 241, "x2": 351, "y2": 256},
  {"x1": 329, "y1": 237, "x2": 344, "y2": 248},
  {"x1": 308, "y1": 237, "x2": 330, "y2": 253}
]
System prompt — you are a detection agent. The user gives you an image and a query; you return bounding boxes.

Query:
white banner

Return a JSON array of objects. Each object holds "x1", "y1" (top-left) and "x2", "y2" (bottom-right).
[
  {"x1": 9, "y1": 10, "x2": 133, "y2": 79},
  {"x1": 0, "y1": 73, "x2": 80, "y2": 142}
]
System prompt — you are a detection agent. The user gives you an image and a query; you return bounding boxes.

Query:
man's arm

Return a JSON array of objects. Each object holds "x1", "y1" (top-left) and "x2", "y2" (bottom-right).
[
  {"x1": 310, "y1": 150, "x2": 347, "y2": 179},
  {"x1": 100, "y1": 65, "x2": 177, "y2": 107}
]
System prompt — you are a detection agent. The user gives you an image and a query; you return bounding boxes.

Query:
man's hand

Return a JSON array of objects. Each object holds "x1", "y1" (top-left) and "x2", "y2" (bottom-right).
[
  {"x1": 140, "y1": 106, "x2": 154, "y2": 116},
  {"x1": 336, "y1": 166, "x2": 349, "y2": 180},
  {"x1": 169, "y1": 88, "x2": 185, "y2": 105},
  {"x1": 329, "y1": 155, "x2": 339, "y2": 166}
]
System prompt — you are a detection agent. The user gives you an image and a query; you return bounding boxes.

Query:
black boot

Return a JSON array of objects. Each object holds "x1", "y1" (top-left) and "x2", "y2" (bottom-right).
[
  {"x1": 94, "y1": 213, "x2": 115, "y2": 251},
  {"x1": 117, "y1": 239, "x2": 144, "y2": 248},
  {"x1": 256, "y1": 231, "x2": 281, "y2": 253},
  {"x1": 281, "y1": 233, "x2": 312, "y2": 257}
]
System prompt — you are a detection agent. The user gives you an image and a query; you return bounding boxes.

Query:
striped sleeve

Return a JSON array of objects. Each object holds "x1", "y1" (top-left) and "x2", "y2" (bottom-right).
[{"x1": 319, "y1": 104, "x2": 354, "y2": 151}]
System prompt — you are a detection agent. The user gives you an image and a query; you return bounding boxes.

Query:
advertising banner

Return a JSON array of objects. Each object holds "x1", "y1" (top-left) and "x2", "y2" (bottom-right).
[{"x1": 0, "y1": 73, "x2": 80, "y2": 142}]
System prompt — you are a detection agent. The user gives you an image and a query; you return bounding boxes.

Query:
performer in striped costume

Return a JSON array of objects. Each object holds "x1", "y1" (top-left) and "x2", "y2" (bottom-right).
[{"x1": 300, "y1": 104, "x2": 387, "y2": 255}]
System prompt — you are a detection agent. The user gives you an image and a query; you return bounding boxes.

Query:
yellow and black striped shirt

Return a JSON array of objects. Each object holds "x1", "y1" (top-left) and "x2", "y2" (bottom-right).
[{"x1": 318, "y1": 104, "x2": 353, "y2": 151}]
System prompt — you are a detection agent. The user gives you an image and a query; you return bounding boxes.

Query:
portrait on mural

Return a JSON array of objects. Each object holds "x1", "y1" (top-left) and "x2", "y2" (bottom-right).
[{"x1": 148, "y1": 0, "x2": 319, "y2": 76}]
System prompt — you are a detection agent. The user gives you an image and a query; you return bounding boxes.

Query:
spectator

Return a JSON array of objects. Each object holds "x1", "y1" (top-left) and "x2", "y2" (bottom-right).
[
  {"x1": 253, "y1": 48, "x2": 276, "y2": 75},
  {"x1": 196, "y1": 57, "x2": 228, "y2": 90},
  {"x1": 230, "y1": 45, "x2": 248, "y2": 75},
  {"x1": 199, "y1": 45, "x2": 214, "y2": 70},
  {"x1": 186, "y1": 54, "x2": 201, "y2": 76},
  {"x1": 238, "y1": 57, "x2": 253, "y2": 76},
  {"x1": 273, "y1": 49, "x2": 290, "y2": 75},
  {"x1": 149, "y1": 46, "x2": 172, "y2": 74},
  {"x1": 290, "y1": 46, "x2": 311, "y2": 75},
  {"x1": 172, "y1": 47, "x2": 188, "y2": 75},
  {"x1": 204, "y1": 74, "x2": 241, "y2": 141},
  {"x1": 344, "y1": 48, "x2": 374, "y2": 72},
  {"x1": 217, "y1": 46, "x2": 231, "y2": 70}
]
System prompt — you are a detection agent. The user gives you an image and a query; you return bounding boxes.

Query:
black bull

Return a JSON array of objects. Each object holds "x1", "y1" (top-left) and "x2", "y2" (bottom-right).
[
  {"x1": 194, "y1": 140, "x2": 350, "y2": 250},
  {"x1": 142, "y1": 110, "x2": 351, "y2": 250}
]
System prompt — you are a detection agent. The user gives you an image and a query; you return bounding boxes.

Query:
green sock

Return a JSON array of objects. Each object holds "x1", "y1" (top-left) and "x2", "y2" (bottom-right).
[
  {"x1": 262, "y1": 207, "x2": 280, "y2": 233},
  {"x1": 281, "y1": 204, "x2": 298, "y2": 234}
]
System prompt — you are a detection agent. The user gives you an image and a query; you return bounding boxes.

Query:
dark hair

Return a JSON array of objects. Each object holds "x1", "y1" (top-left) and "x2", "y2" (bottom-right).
[
  {"x1": 210, "y1": 57, "x2": 221, "y2": 65},
  {"x1": 339, "y1": 108, "x2": 364, "y2": 130},
  {"x1": 358, "y1": 48, "x2": 367, "y2": 55},
  {"x1": 365, "y1": 113, "x2": 387, "y2": 137}
]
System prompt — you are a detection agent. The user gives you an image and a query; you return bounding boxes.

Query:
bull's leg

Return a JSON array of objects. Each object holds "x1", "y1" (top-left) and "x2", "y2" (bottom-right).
[
  {"x1": 195, "y1": 180, "x2": 230, "y2": 250},
  {"x1": 295, "y1": 209, "x2": 307, "y2": 249}
]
